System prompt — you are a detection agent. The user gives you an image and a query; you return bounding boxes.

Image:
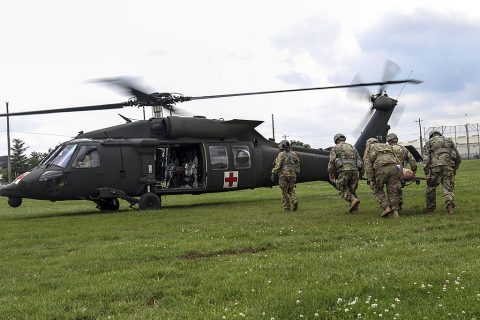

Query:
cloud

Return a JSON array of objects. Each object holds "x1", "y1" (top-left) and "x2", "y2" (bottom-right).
[
  {"x1": 359, "y1": 9, "x2": 480, "y2": 96},
  {"x1": 277, "y1": 71, "x2": 313, "y2": 87}
]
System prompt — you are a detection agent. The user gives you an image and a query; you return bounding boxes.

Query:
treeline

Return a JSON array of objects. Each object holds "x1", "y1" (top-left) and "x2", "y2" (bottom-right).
[{"x1": 1, "y1": 139, "x2": 48, "y2": 183}]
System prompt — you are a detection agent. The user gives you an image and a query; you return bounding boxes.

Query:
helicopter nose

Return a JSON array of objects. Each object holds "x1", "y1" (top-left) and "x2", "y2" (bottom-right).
[
  {"x1": 0, "y1": 182, "x2": 24, "y2": 198},
  {"x1": 0, "y1": 171, "x2": 32, "y2": 199}
]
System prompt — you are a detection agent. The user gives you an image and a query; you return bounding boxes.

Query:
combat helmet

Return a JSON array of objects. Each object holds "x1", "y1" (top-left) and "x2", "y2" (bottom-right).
[
  {"x1": 278, "y1": 140, "x2": 290, "y2": 150},
  {"x1": 386, "y1": 133, "x2": 398, "y2": 142},
  {"x1": 334, "y1": 133, "x2": 346, "y2": 144},
  {"x1": 429, "y1": 130, "x2": 442, "y2": 139}
]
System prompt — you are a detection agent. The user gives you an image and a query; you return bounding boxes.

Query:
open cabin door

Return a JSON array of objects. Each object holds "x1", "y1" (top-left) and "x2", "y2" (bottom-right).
[{"x1": 154, "y1": 143, "x2": 206, "y2": 193}]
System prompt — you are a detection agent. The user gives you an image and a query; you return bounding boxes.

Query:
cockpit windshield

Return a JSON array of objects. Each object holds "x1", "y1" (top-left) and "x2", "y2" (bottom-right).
[
  {"x1": 38, "y1": 144, "x2": 63, "y2": 166},
  {"x1": 50, "y1": 144, "x2": 77, "y2": 168}
]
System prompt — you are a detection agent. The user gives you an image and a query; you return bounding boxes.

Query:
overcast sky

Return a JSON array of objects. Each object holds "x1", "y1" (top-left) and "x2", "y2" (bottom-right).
[{"x1": 1, "y1": 0, "x2": 480, "y2": 155}]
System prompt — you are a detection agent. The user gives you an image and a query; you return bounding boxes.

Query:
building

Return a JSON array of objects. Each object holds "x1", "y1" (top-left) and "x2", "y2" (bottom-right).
[{"x1": 401, "y1": 134, "x2": 480, "y2": 160}]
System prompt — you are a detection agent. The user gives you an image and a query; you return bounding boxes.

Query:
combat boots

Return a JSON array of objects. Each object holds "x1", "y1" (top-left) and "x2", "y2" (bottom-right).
[
  {"x1": 424, "y1": 207, "x2": 435, "y2": 214},
  {"x1": 381, "y1": 206, "x2": 392, "y2": 217},
  {"x1": 447, "y1": 205, "x2": 454, "y2": 215},
  {"x1": 349, "y1": 197, "x2": 360, "y2": 213},
  {"x1": 390, "y1": 210, "x2": 400, "y2": 218},
  {"x1": 292, "y1": 200, "x2": 298, "y2": 211}
]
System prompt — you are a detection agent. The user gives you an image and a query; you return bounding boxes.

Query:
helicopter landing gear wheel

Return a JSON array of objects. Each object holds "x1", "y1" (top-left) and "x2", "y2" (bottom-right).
[
  {"x1": 96, "y1": 198, "x2": 120, "y2": 212},
  {"x1": 8, "y1": 197, "x2": 22, "y2": 208},
  {"x1": 139, "y1": 192, "x2": 161, "y2": 210}
]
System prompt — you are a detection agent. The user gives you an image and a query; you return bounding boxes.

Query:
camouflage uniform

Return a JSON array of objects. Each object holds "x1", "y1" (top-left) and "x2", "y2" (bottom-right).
[
  {"x1": 363, "y1": 138, "x2": 402, "y2": 217},
  {"x1": 272, "y1": 146, "x2": 300, "y2": 211},
  {"x1": 423, "y1": 132, "x2": 461, "y2": 213},
  {"x1": 328, "y1": 138, "x2": 363, "y2": 213},
  {"x1": 387, "y1": 133, "x2": 417, "y2": 210}
]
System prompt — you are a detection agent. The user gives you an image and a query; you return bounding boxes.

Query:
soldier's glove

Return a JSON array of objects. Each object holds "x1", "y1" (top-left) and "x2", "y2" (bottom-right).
[
  {"x1": 426, "y1": 175, "x2": 434, "y2": 187},
  {"x1": 271, "y1": 173, "x2": 276, "y2": 182},
  {"x1": 328, "y1": 174, "x2": 336, "y2": 183},
  {"x1": 368, "y1": 181, "x2": 375, "y2": 190}
]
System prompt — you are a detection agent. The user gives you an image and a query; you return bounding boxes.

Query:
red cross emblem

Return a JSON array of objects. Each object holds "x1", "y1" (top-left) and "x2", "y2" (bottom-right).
[{"x1": 223, "y1": 171, "x2": 239, "y2": 188}]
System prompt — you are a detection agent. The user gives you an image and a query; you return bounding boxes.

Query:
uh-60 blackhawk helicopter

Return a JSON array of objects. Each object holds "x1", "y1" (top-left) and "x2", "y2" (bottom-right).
[{"x1": 0, "y1": 74, "x2": 422, "y2": 211}]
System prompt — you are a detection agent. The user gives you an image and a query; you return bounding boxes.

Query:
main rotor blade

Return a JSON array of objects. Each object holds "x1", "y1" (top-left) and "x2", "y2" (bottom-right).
[
  {"x1": 187, "y1": 79, "x2": 422, "y2": 101},
  {"x1": 379, "y1": 60, "x2": 402, "y2": 95},
  {"x1": 347, "y1": 73, "x2": 372, "y2": 101},
  {"x1": 0, "y1": 102, "x2": 127, "y2": 117},
  {"x1": 94, "y1": 77, "x2": 155, "y2": 102}
]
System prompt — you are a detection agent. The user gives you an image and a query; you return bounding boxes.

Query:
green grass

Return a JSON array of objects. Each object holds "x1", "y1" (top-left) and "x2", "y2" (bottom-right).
[{"x1": 1, "y1": 161, "x2": 480, "y2": 319}]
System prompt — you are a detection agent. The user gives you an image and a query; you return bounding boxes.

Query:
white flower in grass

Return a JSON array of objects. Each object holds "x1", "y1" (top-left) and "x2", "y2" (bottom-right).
[
  {"x1": 345, "y1": 308, "x2": 349, "y2": 312},
  {"x1": 300, "y1": 315, "x2": 304, "y2": 318},
  {"x1": 314, "y1": 313, "x2": 319, "y2": 317},
  {"x1": 239, "y1": 312, "x2": 245, "y2": 317},
  {"x1": 371, "y1": 303, "x2": 378, "y2": 308},
  {"x1": 337, "y1": 298, "x2": 343, "y2": 304},
  {"x1": 296, "y1": 300, "x2": 301, "y2": 304},
  {"x1": 379, "y1": 313, "x2": 383, "y2": 317},
  {"x1": 262, "y1": 312, "x2": 266, "y2": 316},
  {"x1": 395, "y1": 298, "x2": 401, "y2": 303}
]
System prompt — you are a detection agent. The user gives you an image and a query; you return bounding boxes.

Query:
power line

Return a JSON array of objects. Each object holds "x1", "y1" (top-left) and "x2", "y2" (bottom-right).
[{"x1": 10, "y1": 130, "x2": 72, "y2": 138}]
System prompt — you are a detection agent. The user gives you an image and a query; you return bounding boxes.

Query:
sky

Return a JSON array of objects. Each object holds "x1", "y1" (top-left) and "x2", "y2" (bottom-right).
[{"x1": 1, "y1": 0, "x2": 480, "y2": 155}]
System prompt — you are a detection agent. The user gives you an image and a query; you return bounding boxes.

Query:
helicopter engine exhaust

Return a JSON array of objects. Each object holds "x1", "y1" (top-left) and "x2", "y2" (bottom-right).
[{"x1": 158, "y1": 116, "x2": 227, "y2": 139}]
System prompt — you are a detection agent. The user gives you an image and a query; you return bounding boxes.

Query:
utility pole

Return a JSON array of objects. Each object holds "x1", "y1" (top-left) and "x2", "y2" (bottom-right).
[
  {"x1": 477, "y1": 123, "x2": 480, "y2": 158},
  {"x1": 271, "y1": 114, "x2": 275, "y2": 141},
  {"x1": 454, "y1": 125, "x2": 458, "y2": 146},
  {"x1": 415, "y1": 118, "x2": 423, "y2": 157},
  {"x1": 465, "y1": 123, "x2": 470, "y2": 159},
  {"x1": 6, "y1": 101, "x2": 12, "y2": 182}
]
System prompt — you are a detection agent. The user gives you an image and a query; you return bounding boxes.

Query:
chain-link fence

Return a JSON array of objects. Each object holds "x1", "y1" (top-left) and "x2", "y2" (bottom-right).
[{"x1": 425, "y1": 123, "x2": 480, "y2": 159}]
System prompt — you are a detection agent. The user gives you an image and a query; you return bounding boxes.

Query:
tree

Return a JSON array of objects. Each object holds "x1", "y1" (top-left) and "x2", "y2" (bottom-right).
[
  {"x1": 10, "y1": 138, "x2": 29, "y2": 178},
  {"x1": 290, "y1": 140, "x2": 311, "y2": 149},
  {"x1": 28, "y1": 151, "x2": 48, "y2": 168}
]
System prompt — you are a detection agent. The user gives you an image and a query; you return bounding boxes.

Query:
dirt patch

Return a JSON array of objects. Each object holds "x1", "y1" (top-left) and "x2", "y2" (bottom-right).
[{"x1": 180, "y1": 243, "x2": 276, "y2": 260}]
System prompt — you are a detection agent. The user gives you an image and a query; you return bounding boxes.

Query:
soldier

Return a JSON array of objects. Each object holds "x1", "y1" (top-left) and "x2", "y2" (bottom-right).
[
  {"x1": 386, "y1": 133, "x2": 417, "y2": 210},
  {"x1": 271, "y1": 140, "x2": 300, "y2": 212},
  {"x1": 363, "y1": 137, "x2": 402, "y2": 218},
  {"x1": 423, "y1": 130, "x2": 461, "y2": 215},
  {"x1": 328, "y1": 133, "x2": 363, "y2": 213}
]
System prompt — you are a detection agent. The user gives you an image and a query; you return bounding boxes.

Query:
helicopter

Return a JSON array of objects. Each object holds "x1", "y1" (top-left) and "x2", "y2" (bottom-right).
[{"x1": 0, "y1": 75, "x2": 422, "y2": 211}]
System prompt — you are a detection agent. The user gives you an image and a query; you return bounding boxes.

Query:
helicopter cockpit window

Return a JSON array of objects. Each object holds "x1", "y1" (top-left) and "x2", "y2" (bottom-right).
[
  {"x1": 38, "y1": 145, "x2": 62, "y2": 166},
  {"x1": 72, "y1": 146, "x2": 100, "y2": 168},
  {"x1": 50, "y1": 144, "x2": 77, "y2": 168},
  {"x1": 209, "y1": 146, "x2": 228, "y2": 170},
  {"x1": 233, "y1": 146, "x2": 251, "y2": 169}
]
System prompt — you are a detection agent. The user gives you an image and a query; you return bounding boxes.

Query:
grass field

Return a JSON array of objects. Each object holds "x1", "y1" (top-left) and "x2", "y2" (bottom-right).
[{"x1": 1, "y1": 161, "x2": 480, "y2": 320}]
